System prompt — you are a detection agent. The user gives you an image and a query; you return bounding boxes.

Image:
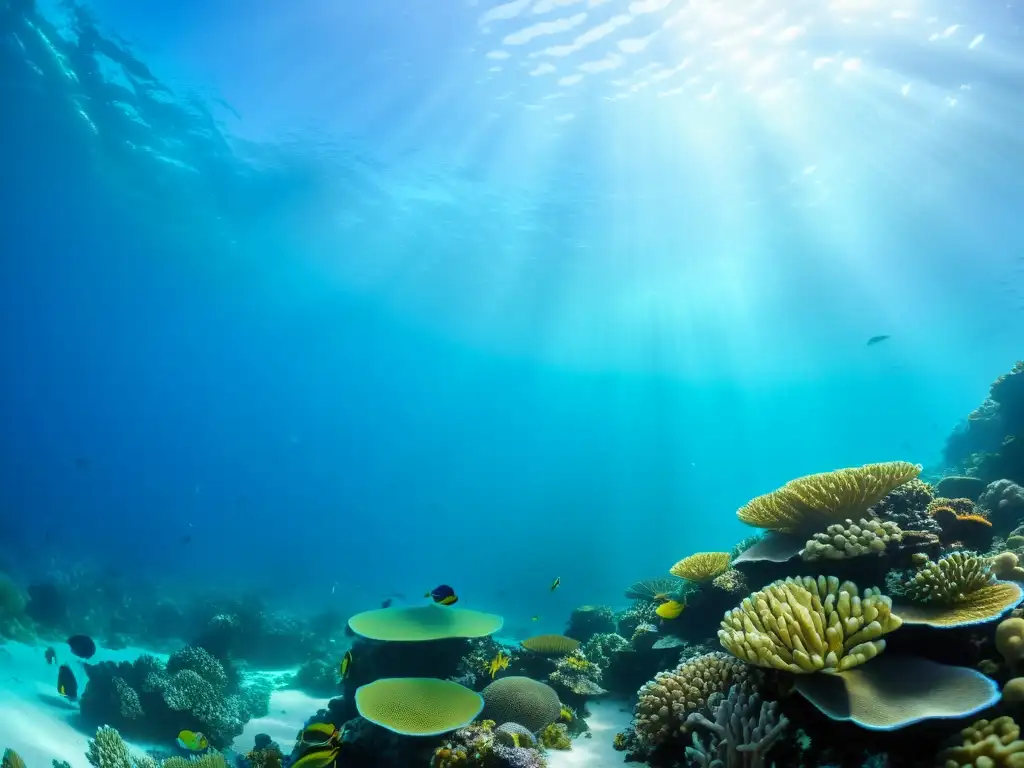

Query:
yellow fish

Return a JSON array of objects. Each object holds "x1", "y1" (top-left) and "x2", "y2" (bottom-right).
[
  {"x1": 291, "y1": 748, "x2": 340, "y2": 768},
  {"x1": 339, "y1": 651, "x2": 353, "y2": 680},
  {"x1": 176, "y1": 730, "x2": 209, "y2": 751},
  {"x1": 298, "y1": 722, "x2": 339, "y2": 747},
  {"x1": 550, "y1": 577, "x2": 560, "y2": 592},
  {"x1": 655, "y1": 599, "x2": 685, "y2": 620},
  {"x1": 488, "y1": 651, "x2": 511, "y2": 679}
]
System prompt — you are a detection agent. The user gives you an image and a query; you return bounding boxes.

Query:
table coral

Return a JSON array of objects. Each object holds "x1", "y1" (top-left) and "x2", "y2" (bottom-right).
[
  {"x1": 670, "y1": 552, "x2": 731, "y2": 582},
  {"x1": 718, "y1": 575, "x2": 901, "y2": 673}
]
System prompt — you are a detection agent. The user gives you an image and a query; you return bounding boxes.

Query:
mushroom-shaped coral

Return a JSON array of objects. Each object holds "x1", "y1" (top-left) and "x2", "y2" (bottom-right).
[
  {"x1": 893, "y1": 552, "x2": 1024, "y2": 629},
  {"x1": 792, "y1": 655, "x2": 1001, "y2": 731},
  {"x1": 800, "y1": 517, "x2": 902, "y2": 561},
  {"x1": 354, "y1": 678, "x2": 483, "y2": 736},
  {"x1": 481, "y1": 676, "x2": 562, "y2": 733},
  {"x1": 670, "y1": 552, "x2": 731, "y2": 582},
  {"x1": 736, "y1": 461, "x2": 922, "y2": 533},
  {"x1": 347, "y1": 604, "x2": 503, "y2": 641},
  {"x1": 718, "y1": 576, "x2": 902, "y2": 673},
  {"x1": 632, "y1": 652, "x2": 749, "y2": 748},
  {"x1": 938, "y1": 716, "x2": 1024, "y2": 767}
]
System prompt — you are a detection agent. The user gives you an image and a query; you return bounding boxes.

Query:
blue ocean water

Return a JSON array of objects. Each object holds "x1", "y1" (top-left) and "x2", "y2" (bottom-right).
[{"x1": 0, "y1": 0, "x2": 1022, "y2": 639}]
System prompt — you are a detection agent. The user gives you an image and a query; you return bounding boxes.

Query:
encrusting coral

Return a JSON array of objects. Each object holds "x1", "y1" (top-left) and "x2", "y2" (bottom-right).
[
  {"x1": 800, "y1": 517, "x2": 902, "y2": 561},
  {"x1": 684, "y1": 681, "x2": 788, "y2": 768},
  {"x1": 938, "y1": 716, "x2": 1024, "y2": 767},
  {"x1": 892, "y1": 552, "x2": 1024, "y2": 628},
  {"x1": 632, "y1": 651, "x2": 749, "y2": 749},
  {"x1": 670, "y1": 552, "x2": 731, "y2": 582},
  {"x1": 718, "y1": 576, "x2": 902, "y2": 673},
  {"x1": 736, "y1": 461, "x2": 922, "y2": 533}
]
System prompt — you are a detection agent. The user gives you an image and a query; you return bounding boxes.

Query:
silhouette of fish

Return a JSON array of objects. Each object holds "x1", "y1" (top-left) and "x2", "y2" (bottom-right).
[{"x1": 867, "y1": 335, "x2": 891, "y2": 346}]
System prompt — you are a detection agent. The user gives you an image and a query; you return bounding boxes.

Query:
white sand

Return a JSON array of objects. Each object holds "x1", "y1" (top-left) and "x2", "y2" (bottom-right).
[
  {"x1": 548, "y1": 698, "x2": 633, "y2": 768},
  {"x1": 235, "y1": 686, "x2": 331, "y2": 752}
]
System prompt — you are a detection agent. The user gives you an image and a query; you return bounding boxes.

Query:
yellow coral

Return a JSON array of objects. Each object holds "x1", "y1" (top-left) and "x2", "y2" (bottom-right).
[
  {"x1": 801, "y1": 517, "x2": 902, "y2": 561},
  {"x1": 997, "y1": 618, "x2": 1024, "y2": 666},
  {"x1": 938, "y1": 716, "x2": 1024, "y2": 767},
  {"x1": 718, "y1": 575, "x2": 902, "y2": 673},
  {"x1": 669, "y1": 552, "x2": 731, "y2": 582},
  {"x1": 538, "y1": 723, "x2": 572, "y2": 750},
  {"x1": 736, "y1": 462, "x2": 922, "y2": 533}
]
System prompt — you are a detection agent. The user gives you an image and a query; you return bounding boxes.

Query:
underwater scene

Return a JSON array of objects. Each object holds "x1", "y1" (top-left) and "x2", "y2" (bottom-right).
[{"x1": 2, "y1": 0, "x2": 1024, "y2": 766}]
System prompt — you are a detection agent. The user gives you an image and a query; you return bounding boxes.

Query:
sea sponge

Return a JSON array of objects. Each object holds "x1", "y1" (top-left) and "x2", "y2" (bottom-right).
[
  {"x1": 793, "y1": 655, "x2": 1000, "y2": 731},
  {"x1": 718, "y1": 576, "x2": 902, "y2": 673},
  {"x1": 632, "y1": 652, "x2": 749, "y2": 748},
  {"x1": 481, "y1": 676, "x2": 561, "y2": 733},
  {"x1": 354, "y1": 678, "x2": 483, "y2": 736},
  {"x1": 347, "y1": 604, "x2": 503, "y2": 641},
  {"x1": 894, "y1": 553, "x2": 1024, "y2": 628},
  {"x1": 624, "y1": 577, "x2": 686, "y2": 602},
  {"x1": 670, "y1": 552, "x2": 731, "y2": 582},
  {"x1": 521, "y1": 635, "x2": 580, "y2": 654},
  {"x1": 736, "y1": 461, "x2": 922, "y2": 533},
  {"x1": 801, "y1": 517, "x2": 902, "y2": 561},
  {"x1": 938, "y1": 716, "x2": 1024, "y2": 767}
]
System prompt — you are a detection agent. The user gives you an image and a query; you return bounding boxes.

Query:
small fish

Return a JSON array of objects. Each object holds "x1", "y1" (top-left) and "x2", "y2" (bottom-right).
[
  {"x1": 487, "y1": 651, "x2": 511, "y2": 679},
  {"x1": 655, "y1": 599, "x2": 685, "y2": 620},
  {"x1": 380, "y1": 598, "x2": 393, "y2": 609},
  {"x1": 531, "y1": 616, "x2": 540, "y2": 621},
  {"x1": 57, "y1": 664, "x2": 78, "y2": 700},
  {"x1": 339, "y1": 651, "x2": 353, "y2": 680},
  {"x1": 176, "y1": 730, "x2": 209, "y2": 751},
  {"x1": 67, "y1": 634, "x2": 96, "y2": 659},
  {"x1": 550, "y1": 577, "x2": 560, "y2": 592},
  {"x1": 867, "y1": 335, "x2": 891, "y2": 346},
  {"x1": 44, "y1": 647, "x2": 56, "y2": 665},
  {"x1": 426, "y1": 584, "x2": 458, "y2": 606}
]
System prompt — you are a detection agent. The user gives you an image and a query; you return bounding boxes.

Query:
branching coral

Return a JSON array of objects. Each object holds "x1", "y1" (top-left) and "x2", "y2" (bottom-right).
[
  {"x1": 670, "y1": 553, "x2": 731, "y2": 582},
  {"x1": 632, "y1": 652, "x2": 749, "y2": 748},
  {"x1": 800, "y1": 517, "x2": 902, "y2": 561},
  {"x1": 684, "y1": 682, "x2": 788, "y2": 768},
  {"x1": 718, "y1": 576, "x2": 901, "y2": 673},
  {"x1": 938, "y1": 716, "x2": 1024, "y2": 767},
  {"x1": 736, "y1": 462, "x2": 922, "y2": 533}
]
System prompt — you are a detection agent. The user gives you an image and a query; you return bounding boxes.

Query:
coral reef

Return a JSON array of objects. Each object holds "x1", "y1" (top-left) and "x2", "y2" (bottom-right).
[
  {"x1": 669, "y1": 553, "x2": 731, "y2": 582},
  {"x1": 938, "y1": 716, "x2": 1024, "y2": 766},
  {"x1": 684, "y1": 682, "x2": 787, "y2": 768},
  {"x1": 347, "y1": 604, "x2": 503, "y2": 641},
  {"x1": 980, "y1": 480, "x2": 1024, "y2": 531},
  {"x1": 800, "y1": 517, "x2": 902, "y2": 561},
  {"x1": 718, "y1": 576, "x2": 902, "y2": 673},
  {"x1": 431, "y1": 720, "x2": 548, "y2": 768},
  {"x1": 870, "y1": 477, "x2": 939, "y2": 534},
  {"x1": 548, "y1": 650, "x2": 606, "y2": 697},
  {"x1": 480, "y1": 676, "x2": 562, "y2": 733},
  {"x1": 563, "y1": 605, "x2": 614, "y2": 642},
  {"x1": 736, "y1": 461, "x2": 921, "y2": 533},
  {"x1": 625, "y1": 577, "x2": 686, "y2": 603}
]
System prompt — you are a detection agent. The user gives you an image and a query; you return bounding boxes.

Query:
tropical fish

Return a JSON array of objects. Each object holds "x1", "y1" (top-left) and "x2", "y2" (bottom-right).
[
  {"x1": 339, "y1": 650, "x2": 353, "y2": 680},
  {"x1": 298, "y1": 722, "x2": 339, "y2": 747},
  {"x1": 291, "y1": 748, "x2": 340, "y2": 768},
  {"x1": 655, "y1": 599, "x2": 685, "y2": 620},
  {"x1": 380, "y1": 598, "x2": 393, "y2": 609},
  {"x1": 867, "y1": 335, "x2": 891, "y2": 346},
  {"x1": 531, "y1": 616, "x2": 540, "y2": 621},
  {"x1": 176, "y1": 730, "x2": 209, "y2": 751},
  {"x1": 425, "y1": 584, "x2": 458, "y2": 606},
  {"x1": 550, "y1": 577, "x2": 560, "y2": 592},
  {"x1": 44, "y1": 647, "x2": 56, "y2": 665},
  {"x1": 487, "y1": 651, "x2": 511, "y2": 679},
  {"x1": 67, "y1": 634, "x2": 96, "y2": 659},
  {"x1": 57, "y1": 664, "x2": 78, "y2": 700}
]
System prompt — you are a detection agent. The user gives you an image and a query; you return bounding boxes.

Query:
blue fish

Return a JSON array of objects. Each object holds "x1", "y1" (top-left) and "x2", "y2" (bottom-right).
[{"x1": 425, "y1": 584, "x2": 458, "y2": 606}]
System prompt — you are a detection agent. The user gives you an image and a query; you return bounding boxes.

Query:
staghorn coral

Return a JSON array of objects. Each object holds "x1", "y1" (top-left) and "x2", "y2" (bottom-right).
[
  {"x1": 718, "y1": 576, "x2": 902, "y2": 673},
  {"x1": 800, "y1": 517, "x2": 902, "y2": 561},
  {"x1": 670, "y1": 553, "x2": 731, "y2": 582},
  {"x1": 548, "y1": 651, "x2": 606, "y2": 697},
  {"x1": 481, "y1": 676, "x2": 562, "y2": 733},
  {"x1": 632, "y1": 652, "x2": 749, "y2": 748},
  {"x1": 624, "y1": 577, "x2": 686, "y2": 603},
  {"x1": 737, "y1": 461, "x2": 922, "y2": 533},
  {"x1": 938, "y1": 716, "x2": 1024, "y2": 767},
  {"x1": 684, "y1": 681, "x2": 787, "y2": 768}
]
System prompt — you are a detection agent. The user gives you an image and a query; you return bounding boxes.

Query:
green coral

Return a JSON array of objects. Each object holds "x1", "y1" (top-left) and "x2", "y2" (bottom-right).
[
  {"x1": 538, "y1": 723, "x2": 572, "y2": 750},
  {"x1": 902, "y1": 552, "x2": 993, "y2": 603},
  {"x1": 86, "y1": 726, "x2": 135, "y2": 768}
]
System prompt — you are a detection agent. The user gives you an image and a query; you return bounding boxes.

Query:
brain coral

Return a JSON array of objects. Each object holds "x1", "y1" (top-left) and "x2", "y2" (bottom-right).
[
  {"x1": 669, "y1": 552, "x2": 731, "y2": 582},
  {"x1": 632, "y1": 652, "x2": 748, "y2": 748},
  {"x1": 347, "y1": 604, "x2": 503, "y2": 641},
  {"x1": 938, "y1": 716, "x2": 1024, "y2": 767},
  {"x1": 355, "y1": 678, "x2": 483, "y2": 736},
  {"x1": 801, "y1": 518, "x2": 902, "y2": 561},
  {"x1": 521, "y1": 635, "x2": 580, "y2": 654},
  {"x1": 894, "y1": 552, "x2": 1024, "y2": 629},
  {"x1": 718, "y1": 576, "x2": 902, "y2": 673},
  {"x1": 737, "y1": 461, "x2": 922, "y2": 533},
  {"x1": 481, "y1": 676, "x2": 561, "y2": 733}
]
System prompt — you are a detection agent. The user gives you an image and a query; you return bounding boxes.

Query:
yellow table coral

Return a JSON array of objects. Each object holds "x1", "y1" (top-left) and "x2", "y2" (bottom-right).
[
  {"x1": 736, "y1": 461, "x2": 921, "y2": 533},
  {"x1": 669, "y1": 552, "x2": 731, "y2": 582},
  {"x1": 718, "y1": 575, "x2": 902, "y2": 673}
]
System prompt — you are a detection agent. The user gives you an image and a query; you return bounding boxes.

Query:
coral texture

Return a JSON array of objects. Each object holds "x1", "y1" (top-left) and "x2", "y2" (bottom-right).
[
  {"x1": 684, "y1": 682, "x2": 788, "y2": 768},
  {"x1": 481, "y1": 676, "x2": 562, "y2": 733},
  {"x1": 938, "y1": 716, "x2": 1024, "y2": 767},
  {"x1": 669, "y1": 553, "x2": 731, "y2": 582},
  {"x1": 800, "y1": 517, "x2": 902, "y2": 561}
]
